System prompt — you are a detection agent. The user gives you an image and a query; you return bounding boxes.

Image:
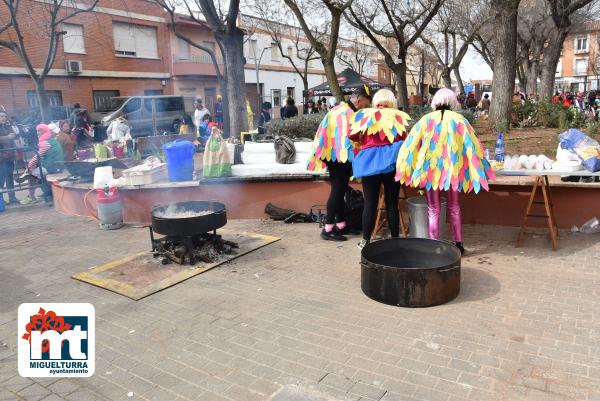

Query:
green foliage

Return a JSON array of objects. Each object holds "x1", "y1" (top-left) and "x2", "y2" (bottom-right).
[
  {"x1": 458, "y1": 109, "x2": 475, "y2": 125},
  {"x1": 586, "y1": 121, "x2": 600, "y2": 139},
  {"x1": 513, "y1": 101, "x2": 595, "y2": 131},
  {"x1": 265, "y1": 114, "x2": 324, "y2": 139},
  {"x1": 407, "y1": 105, "x2": 433, "y2": 121}
]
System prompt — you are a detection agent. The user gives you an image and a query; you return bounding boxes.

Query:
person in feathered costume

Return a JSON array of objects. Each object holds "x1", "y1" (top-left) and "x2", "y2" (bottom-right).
[
  {"x1": 349, "y1": 89, "x2": 411, "y2": 249},
  {"x1": 307, "y1": 86, "x2": 372, "y2": 241},
  {"x1": 395, "y1": 88, "x2": 495, "y2": 254}
]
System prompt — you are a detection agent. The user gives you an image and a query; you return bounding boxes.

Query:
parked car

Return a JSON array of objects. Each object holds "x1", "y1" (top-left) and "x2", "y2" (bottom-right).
[{"x1": 100, "y1": 95, "x2": 185, "y2": 137}]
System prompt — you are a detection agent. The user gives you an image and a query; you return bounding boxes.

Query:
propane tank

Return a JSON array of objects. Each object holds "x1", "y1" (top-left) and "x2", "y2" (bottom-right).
[{"x1": 96, "y1": 185, "x2": 123, "y2": 230}]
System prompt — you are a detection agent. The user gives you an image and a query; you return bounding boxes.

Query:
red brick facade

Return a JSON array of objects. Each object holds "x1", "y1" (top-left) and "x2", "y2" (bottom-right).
[{"x1": 0, "y1": 0, "x2": 173, "y2": 116}]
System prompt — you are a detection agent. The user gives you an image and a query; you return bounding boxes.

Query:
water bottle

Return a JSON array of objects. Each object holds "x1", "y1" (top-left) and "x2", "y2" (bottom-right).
[{"x1": 494, "y1": 132, "x2": 505, "y2": 162}]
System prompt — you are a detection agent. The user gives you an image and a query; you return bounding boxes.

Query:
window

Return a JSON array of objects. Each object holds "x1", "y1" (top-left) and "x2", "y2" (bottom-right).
[
  {"x1": 575, "y1": 35, "x2": 588, "y2": 53},
  {"x1": 144, "y1": 89, "x2": 163, "y2": 96},
  {"x1": 27, "y1": 91, "x2": 63, "y2": 108},
  {"x1": 271, "y1": 43, "x2": 280, "y2": 61},
  {"x1": 177, "y1": 37, "x2": 190, "y2": 60},
  {"x1": 143, "y1": 98, "x2": 153, "y2": 112},
  {"x1": 202, "y1": 41, "x2": 216, "y2": 58},
  {"x1": 248, "y1": 39, "x2": 257, "y2": 59},
  {"x1": 93, "y1": 90, "x2": 120, "y2": 112},
  {"x1": 272, "y1": 89, "x2": 281, "y2": 107},
  {"x1": 556, "y1": 59, "x2": 562, "y2": 76},
  {"x1": 123, "y1": 98, "x2": 141, "y2": 114},
  {"x1": 381, "y1": 69, "x2": 386, "y2": 80},
  {"x1": 574, "y1": 59, "x2": 588, "y2": 75},
  {"x1": 155, "y1": 97, "x2": 184, "y2": 112},
  {"x1": 63, "y1": 23, "x2": 85, "y2": 54},
  {"x1": 113, "y1": 22, "x2": 158, "y2": 59},
  {"x1": 287, "y1": 45, "x2": 293, "y2": 59},
  {"x1": 287, "y1": 87, "x2": 295, "y2": 98}
]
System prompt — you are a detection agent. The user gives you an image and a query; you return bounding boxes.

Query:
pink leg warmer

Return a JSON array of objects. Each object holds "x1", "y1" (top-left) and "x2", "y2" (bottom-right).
[
  {"x1": 425, "y1": 190, "x2": 440, "y2": 240},
  {"x1": 446, "y1": 190, "x2": 462, "y2": 242}
]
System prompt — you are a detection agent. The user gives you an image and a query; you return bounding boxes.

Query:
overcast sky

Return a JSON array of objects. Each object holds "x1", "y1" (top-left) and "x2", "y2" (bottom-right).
[{"x1": 458, "y1": 48, "x2": 493, "y2": 82}]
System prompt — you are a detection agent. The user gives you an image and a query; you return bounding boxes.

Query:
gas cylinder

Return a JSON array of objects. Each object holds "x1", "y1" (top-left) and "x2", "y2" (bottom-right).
[{"x1": 96, "y1": 185, "x2": 123, "y2": 229}]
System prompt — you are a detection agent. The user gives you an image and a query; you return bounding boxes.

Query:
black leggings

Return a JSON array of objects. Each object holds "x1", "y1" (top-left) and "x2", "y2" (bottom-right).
[
  {"x1": 361, "y1": 172, "x2": 400, "y2": 240},
  {"x1": 325, "y1": 161, "x2": 353, "y2": 225}
]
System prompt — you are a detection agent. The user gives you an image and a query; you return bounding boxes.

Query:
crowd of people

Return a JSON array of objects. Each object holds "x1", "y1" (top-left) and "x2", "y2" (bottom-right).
[
  {"x1": 0, "y1": 109, "x2": 77, "y2": 205},
  {"x1": 552, "y1": 90, "x2": 600, "y2": 119},
  {"x1": 307, "y1": 87, "x2": 495, "y2": 254}
]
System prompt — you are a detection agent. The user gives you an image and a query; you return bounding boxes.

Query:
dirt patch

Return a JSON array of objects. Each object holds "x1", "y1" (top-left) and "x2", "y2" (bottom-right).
[{"x1": 476, "y1": 122, "x2": 571, "y2": 157}]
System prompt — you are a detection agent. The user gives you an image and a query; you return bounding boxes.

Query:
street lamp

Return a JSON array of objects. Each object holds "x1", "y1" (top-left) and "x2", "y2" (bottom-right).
[{"x1": 255, "y1": 46, "x2": 271, "y2": 127}]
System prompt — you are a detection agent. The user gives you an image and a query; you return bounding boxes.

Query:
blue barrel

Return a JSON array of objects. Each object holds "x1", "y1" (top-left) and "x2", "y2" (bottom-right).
[
  {"x1": 0, "y1": 195, "x2": 5, "y2": 213},
  {"x1": 162, "y1": 139, "x2": 195, "y2": 181}
]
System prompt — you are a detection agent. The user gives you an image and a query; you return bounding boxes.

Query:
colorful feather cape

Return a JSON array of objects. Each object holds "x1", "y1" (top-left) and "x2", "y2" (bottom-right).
[
  {"x1": 350, "y1": 107, "x2": 411, "y2": 143},
  {"x1": 306, "y1": 102, "x2": 355, "y2": 171},
  {"x1": 395, "y1": 110, "x2": 495, "y2": 194}
]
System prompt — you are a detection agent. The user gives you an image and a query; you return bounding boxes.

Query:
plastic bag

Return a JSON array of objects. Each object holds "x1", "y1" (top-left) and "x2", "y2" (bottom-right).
[
  {"x1": 274, "y1": 135, "x2": 296, "y2": 164},
  {"x1": 559, "y1": 129, "x2": 600, "y2": 172},
  {"x1": 580, "y1": 217, "x2": 600, "y2": 234}
]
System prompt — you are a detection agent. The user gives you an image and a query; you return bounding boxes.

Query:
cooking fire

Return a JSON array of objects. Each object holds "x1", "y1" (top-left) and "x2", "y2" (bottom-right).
[{"x1": 150, "y1": 201, "x2": 238, "y2": 265}]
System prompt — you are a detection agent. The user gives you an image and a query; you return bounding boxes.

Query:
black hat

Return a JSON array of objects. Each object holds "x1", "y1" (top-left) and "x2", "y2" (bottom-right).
[
  {"x1": 355, "y1": 84, "x2": 373, "y2": 100},
  {"x1": 262, "y1": 101, "x2": 272, "y2": 109}
]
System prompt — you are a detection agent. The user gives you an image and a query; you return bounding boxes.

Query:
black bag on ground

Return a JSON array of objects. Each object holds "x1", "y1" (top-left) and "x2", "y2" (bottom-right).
[
  {"x1": 264, "y1": 202, "x2": 317, "y2": 223},
  {"x1": 344, "y1": 187, "x2": 364, "y2": 230}
]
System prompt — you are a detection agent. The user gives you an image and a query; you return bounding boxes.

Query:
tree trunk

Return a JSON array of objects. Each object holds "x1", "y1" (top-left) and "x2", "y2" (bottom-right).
[
  {"x1": 323, "y1": 58, "x2": 343, "y2": 100},
  {"x1": 517, "y1": 63, "x2": 527, "y2": 94},
  {"x1": 441, "y1": 67, "x2": 452, "y2": 89},
  {"x1": 220, "y1": 30, "x2": 247, "y2": 138},
  {"x1": 392, "y1": 62, "x2": 409, "y2": 110},
  {"x1": 526, "y1": 61, "x2": 539, "y2": 96},
  {"x1": 453, "y1": 67, "x2": 465, "y2": 95},
  {"x1": 219, "y1": 76, "x2": 231, "y2": 137},
  {"x1": 489, "y1": 0, "x2": 520, "y2": 130},
  {"x1": 35, "y1": 79, "x2": 50, "y2": 122},
  {"x1": 539, "y1": 29, "x2": 568, "y2": 102}
]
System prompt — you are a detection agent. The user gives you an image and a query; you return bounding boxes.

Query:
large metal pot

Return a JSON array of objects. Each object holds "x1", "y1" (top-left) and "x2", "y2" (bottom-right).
[
  {"x1": 361, "y1": 238, "x2": 461, "y2": 308},
  {"x1": 151, "y1": 201, "x2": 226, "y2": 236}
]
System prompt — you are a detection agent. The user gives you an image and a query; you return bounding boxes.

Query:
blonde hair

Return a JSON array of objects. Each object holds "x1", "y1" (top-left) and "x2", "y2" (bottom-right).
[
  {"x1": 372, "y1": 89, "x2": 396, "y2": 108},
  {"x1": 431, "y1": 88, "x2": 461, "y2": 110}
]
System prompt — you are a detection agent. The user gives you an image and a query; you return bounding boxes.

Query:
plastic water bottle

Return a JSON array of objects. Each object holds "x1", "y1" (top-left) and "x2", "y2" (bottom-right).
[{"x1": 494, "y1": 132, "x2": 505, "y2": 162}]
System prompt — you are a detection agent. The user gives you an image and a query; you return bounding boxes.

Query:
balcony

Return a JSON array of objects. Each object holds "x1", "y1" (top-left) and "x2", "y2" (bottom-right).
[{"x1": 172, "y1": 54, "x2": 223, "y2": 77}]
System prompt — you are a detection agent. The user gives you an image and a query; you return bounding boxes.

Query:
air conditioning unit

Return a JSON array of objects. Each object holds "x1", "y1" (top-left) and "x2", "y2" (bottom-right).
[{"x1": 65, "y1": 60, "x2": 82, "y2": 74}]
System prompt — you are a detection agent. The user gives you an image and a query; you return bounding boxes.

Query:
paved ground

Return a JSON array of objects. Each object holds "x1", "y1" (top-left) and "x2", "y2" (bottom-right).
[{"x1": 1, "y1": 205, "x2": 600, "y2": 401}]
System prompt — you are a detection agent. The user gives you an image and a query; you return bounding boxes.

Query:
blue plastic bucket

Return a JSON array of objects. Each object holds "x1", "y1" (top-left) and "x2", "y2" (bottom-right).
[
  {"x1": 163, "y1": 139, "x2": 195, "y2": 181},
  {"x1": 0, "y1": 195, "x2": 5, "y2": 212}
]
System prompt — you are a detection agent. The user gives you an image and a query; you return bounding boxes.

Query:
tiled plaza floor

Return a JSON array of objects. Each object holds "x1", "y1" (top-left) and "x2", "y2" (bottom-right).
[{"x1": 1, "y1": 205, "x2": 599, "y2": 401}]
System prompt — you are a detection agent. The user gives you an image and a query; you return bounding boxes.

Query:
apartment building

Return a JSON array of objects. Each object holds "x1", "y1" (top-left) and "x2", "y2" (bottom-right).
[
  {"x1": 241, "y1": 15, "x2": 379, "y2": 117},
  {"x1": 169, "y1": 15, "x2": 222, "y2": 113},
  {"x1": 555, "y1": 21, "x2": 600, "y2": 92},
  {"x1": 0, "y1": 0, "x2": 173, "y2": 116},
  {"x1": 0, "y1": 4, "x2": 385, "y2": 120}
]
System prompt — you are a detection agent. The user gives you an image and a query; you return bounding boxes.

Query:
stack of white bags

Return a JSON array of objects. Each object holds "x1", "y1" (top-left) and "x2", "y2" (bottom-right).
[{"x1": 504, "y1": 154, "x2": 553, "y2": 171}]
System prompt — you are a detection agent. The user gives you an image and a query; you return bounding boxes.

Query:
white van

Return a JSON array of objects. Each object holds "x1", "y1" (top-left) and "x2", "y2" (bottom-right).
[{"x1": 100, "y1": 95, "x2": 185, "y2": 137}]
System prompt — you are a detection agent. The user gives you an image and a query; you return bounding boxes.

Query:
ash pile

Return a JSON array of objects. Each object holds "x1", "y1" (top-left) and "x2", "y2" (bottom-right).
[{"x1": 152, "y1": 233, "x2": 238, "y2": 265}]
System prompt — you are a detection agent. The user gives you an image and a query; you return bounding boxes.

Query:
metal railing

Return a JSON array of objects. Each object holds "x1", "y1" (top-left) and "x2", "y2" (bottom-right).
[
  {"x1": 172, "y1": 54, "x2": 223, "y2": 64},
  {"x1": 0, "y1": 146, "x2": 47, "y2": 200}
]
